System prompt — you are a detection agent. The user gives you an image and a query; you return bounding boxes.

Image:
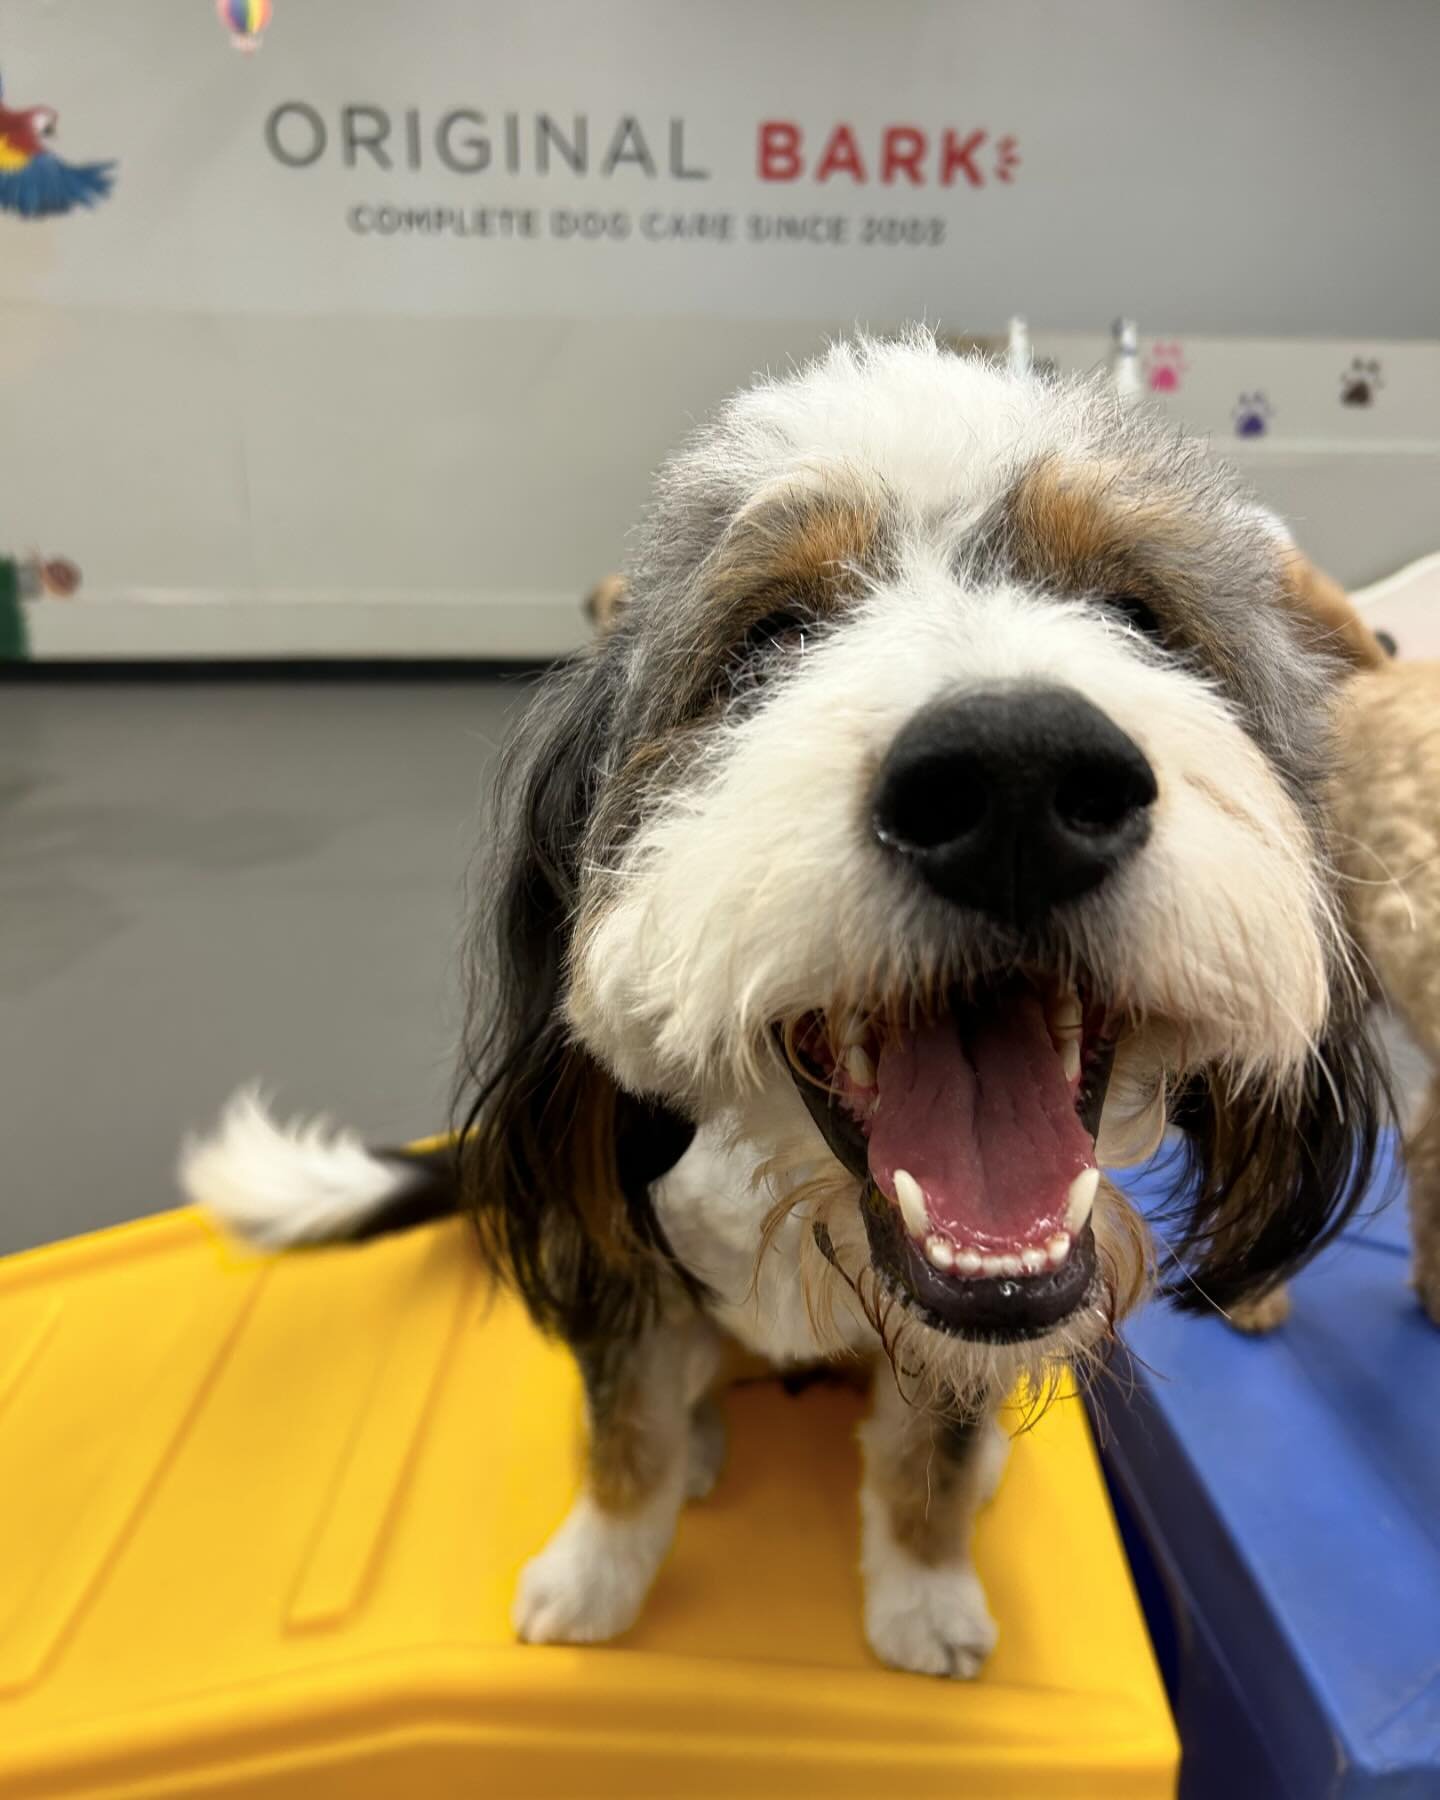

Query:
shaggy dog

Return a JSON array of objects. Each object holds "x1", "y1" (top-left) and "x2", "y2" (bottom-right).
[
  {"x1": 184, "y1": 332, "x2": 1387, "y2": 1678},
  {"x1": 1331, "y1": 660, "x2": 1440, "y2": 1326},
  {"x1": 1231, "y1": 601, "x2": 1439, "y2": 1334}
]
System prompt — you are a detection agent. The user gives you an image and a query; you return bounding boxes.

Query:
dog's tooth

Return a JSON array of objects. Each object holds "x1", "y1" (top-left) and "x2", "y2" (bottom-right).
[
  {"x1": 893, "y1": 1169, "x2": 929, "y2": 1240},
  {"x1": 926, "y1": 1235, "x2": 955, "y2": 1271},
  {"x1": 1047, "y1": 986, "x2": 1083, "y2": 1040},
  {"x1": 998, "y1": 1253, "x2": 1023, "y2": 1278},
  {"x1": 981, "y1": 1254, "x2": 1006, "y2": 1278},
  {"x1": 1047, "y1": 1231, "x2": 1072, "y2": 1266},
  {"x1": 1020, "y1": 1246, "x2": 1048, "y2": 1276},
  {"x1": 1064, "y1": 1166, "x2": 1099, "y2": 1234},
  {"x1": 956, "y1": 1247, "x2": 984, "y2": 1276},
  {"x1": 845, "y1": 1044, "x2": 876, "y2": 1089},
  {"x1": 1061, "y1": 1036, "x2": 1081, "y2": 1084},
  {"x1": 839, "y1": 1011, "x2": 868, "y2": 1050}
]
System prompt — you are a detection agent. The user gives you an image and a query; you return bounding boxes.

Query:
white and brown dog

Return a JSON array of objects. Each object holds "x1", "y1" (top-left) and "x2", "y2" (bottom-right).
[{"x1": 184, "y1": 331, "x2": 1387, "y2": 1679}]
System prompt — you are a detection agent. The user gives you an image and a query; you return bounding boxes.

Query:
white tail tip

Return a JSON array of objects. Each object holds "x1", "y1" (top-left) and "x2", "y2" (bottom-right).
[{"x1": 179, "y1": 1085, "x2": 408, "y2": 1249}]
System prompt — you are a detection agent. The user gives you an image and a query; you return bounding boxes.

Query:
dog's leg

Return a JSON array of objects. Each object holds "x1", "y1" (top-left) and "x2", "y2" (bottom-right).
[
  {"x1": 513, "y1": 1315, "x2": 715, "y2": 1643},
  {"x1": 684, "y1": 1392, "x2": 728, "y2": 1499},
  {"x1": 858, "y1": 1364, "x2": 1007, "y2": 1679},
  {"x1": 1404, "y1": 1072, "x2": 1440, "y2": 1327}
]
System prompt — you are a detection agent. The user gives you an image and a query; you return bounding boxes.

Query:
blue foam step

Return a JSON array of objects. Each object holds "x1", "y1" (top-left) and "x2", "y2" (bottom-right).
[{"x1": 1096, "y1": 1134, "x2": 1440, "y2": 1799}]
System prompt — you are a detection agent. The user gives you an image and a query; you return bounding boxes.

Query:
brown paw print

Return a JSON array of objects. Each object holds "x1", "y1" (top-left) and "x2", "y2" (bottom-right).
[{"x1": 1340, "y1": 357, "x2": 1383, "y2": 407}]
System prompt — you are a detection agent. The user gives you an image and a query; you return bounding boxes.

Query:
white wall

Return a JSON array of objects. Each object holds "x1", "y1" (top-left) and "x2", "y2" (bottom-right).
[{"x1": 3, "y1": 0, "x2": 1438, "y2": 656}]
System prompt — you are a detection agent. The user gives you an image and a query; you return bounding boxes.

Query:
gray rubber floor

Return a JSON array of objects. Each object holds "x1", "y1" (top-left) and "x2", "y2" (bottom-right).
[{"x1": 1, "y1": 677, "x2": 532, "y2": 1255}]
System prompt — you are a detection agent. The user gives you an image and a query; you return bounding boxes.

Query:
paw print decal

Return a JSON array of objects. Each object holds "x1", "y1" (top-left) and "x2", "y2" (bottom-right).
[
  {"x1": 1340, "y1": 357, "x2": 1382, "y2": 407},
  {"x1": 1233, "y1": 392, "x2": 1272, "y2": 438},
  {"x1": 1144, "y1": 342, "x2": 1186, "y2": 394}
]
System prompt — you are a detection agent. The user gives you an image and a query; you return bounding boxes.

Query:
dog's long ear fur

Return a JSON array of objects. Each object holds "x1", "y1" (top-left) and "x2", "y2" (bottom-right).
[
  {"x1": 1163, "y1": 541, "x2": 1393, "y2": 1308},
  {"x1": 1165, "y1": 1006, "x2": 1392, "y2": 1311},
  {"x1": 455, "y1": 650, "x2": 698, "y2": 1345}
]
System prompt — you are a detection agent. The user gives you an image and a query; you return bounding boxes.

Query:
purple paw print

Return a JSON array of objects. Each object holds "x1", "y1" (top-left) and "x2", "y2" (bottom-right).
[{"x1": 1233, "y1": 392, "x2": 1272, "y2": 439}]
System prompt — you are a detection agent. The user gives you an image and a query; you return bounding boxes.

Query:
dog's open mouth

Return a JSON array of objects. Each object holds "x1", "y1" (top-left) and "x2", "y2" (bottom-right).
[{"x1": 783, "y1": 981, "x2": 1115, "y2": 1343}]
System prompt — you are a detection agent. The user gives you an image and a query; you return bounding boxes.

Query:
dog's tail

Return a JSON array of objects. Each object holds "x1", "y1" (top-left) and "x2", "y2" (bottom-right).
[{"x1": 179, "y1": 1086, "x2": 460, "y2": 1249}]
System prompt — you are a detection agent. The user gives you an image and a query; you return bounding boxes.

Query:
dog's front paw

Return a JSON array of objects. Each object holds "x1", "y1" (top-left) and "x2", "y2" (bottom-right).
[
  {"x1": 512, "y1": 1502, "x2": 658, "y2": 1645},
  {"x1": 1228, "y1": 1285, "x2": 1291, "y2": 1334},
  {"x1": 864, "y1": 1557, "x2": 998, "y2": 1680}
]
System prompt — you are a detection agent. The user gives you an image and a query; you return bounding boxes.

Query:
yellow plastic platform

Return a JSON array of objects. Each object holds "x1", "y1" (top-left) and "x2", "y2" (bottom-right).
[{"x1": 0, "y1": 1208, "x2": 1177, "y2": 1798}]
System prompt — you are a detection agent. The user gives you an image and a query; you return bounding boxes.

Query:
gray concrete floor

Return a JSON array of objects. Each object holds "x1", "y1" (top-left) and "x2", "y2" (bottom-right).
[{"x1": 0, "y1": 678, "x2": 532, "y2": 1254}]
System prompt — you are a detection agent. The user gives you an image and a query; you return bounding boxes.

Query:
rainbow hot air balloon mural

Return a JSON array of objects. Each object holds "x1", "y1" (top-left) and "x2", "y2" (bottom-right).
[
  {"x1": 217, "y1": 0, "x2": 273, "y2": 51},
  {"x1": 0, "y1": 73, "x2": 115, "y2": 219}
]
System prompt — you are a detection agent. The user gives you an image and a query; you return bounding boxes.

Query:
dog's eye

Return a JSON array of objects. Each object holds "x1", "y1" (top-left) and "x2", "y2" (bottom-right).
[
  {"x1": 1104, "y1": 594, "x2": 1164, "y2": 641},
  {"x1": 736, "y1": 608, "x2": 811, "y2": 666},
  {"x1": 708, "y1": 607, "x2": 816, "y2": 710}
]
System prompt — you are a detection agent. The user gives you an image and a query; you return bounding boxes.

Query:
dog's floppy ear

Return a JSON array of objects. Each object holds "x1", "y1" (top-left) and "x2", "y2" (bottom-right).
[
  {"x1": 456, "y1": 649, "x2": 697, "y2": 1343},
  {"x1": 1165, "y1": 1008, "x2": 1392, "y2": 1311},
  {"x1": 1162, "y1": 538, "x2": 1392, "y2": 1307},
  {"x1": 1276, "y1": 546, "x2": 1389, "y2": 672}
]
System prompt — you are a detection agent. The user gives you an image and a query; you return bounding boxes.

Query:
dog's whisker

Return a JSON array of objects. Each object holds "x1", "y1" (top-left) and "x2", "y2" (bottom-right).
[{"x1": 1147, "y1": 1224, "x2": 1235, "y2": 1324}]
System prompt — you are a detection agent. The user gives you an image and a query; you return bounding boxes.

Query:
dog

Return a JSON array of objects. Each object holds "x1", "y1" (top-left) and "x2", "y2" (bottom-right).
[
  {"x1": 1333, "y1": 659, "x2": 1440, "y2": 1327},
  {"x1": 1228, "y1": 601, "x2": 1440, "y2": 1333},
  {"x1": 183, "y1": 330, "x2": 1388, "y2": 1678}
]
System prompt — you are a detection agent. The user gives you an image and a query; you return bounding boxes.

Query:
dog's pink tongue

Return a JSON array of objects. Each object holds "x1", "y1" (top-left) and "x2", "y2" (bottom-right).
[{"x1": 867, "y1": 995, "x2": 1093, "y2": 1250}]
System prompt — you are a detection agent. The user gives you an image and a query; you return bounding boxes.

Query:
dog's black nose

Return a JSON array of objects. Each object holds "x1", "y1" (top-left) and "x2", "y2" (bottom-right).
[{"x1": 872, "y1": 686, "x2": 1156, "y2": 928}]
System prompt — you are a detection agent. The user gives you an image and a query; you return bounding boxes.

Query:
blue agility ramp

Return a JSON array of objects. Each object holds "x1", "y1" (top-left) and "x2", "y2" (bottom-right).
[{"x1": 1098, "y1": 1136, "x2": 1440, "y2": 1800}]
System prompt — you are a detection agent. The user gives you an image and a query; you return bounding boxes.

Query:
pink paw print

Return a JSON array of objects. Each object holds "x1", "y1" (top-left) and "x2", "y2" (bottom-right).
[{"x1": 1144, "y1": 342, "x2": 1186, "y2": 394}]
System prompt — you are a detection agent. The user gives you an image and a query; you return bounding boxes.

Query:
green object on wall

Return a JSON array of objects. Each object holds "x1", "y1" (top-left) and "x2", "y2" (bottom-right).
[{"x1": 0, "y1": 557, "x2": 29, "y2": 661}]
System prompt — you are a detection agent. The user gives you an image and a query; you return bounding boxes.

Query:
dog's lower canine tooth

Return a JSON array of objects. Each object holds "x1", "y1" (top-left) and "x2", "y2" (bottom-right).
[
  {"x1": 1047, "y1": 1231, "x2": 1072, "y2": 1266},
  {"x1": 1065, "y1": 1166, "x2": 1099, "y2": 1234},
  {"x1": 1047, "y1": 986, "x2": 1082, "y2": 1040},
  {"x1": 893, "y1": 1168, "x2": 928, "y2": 1239},
  {"x1": 926, "y1": 1234, "x2": 955, "y2": 1271},
  {"x1": 845, "y1": 1043, "x2": 875, "y2": 1089},
  {"x1": 838, "y1": 1011, "x2": 866, "y2": 1050}
]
